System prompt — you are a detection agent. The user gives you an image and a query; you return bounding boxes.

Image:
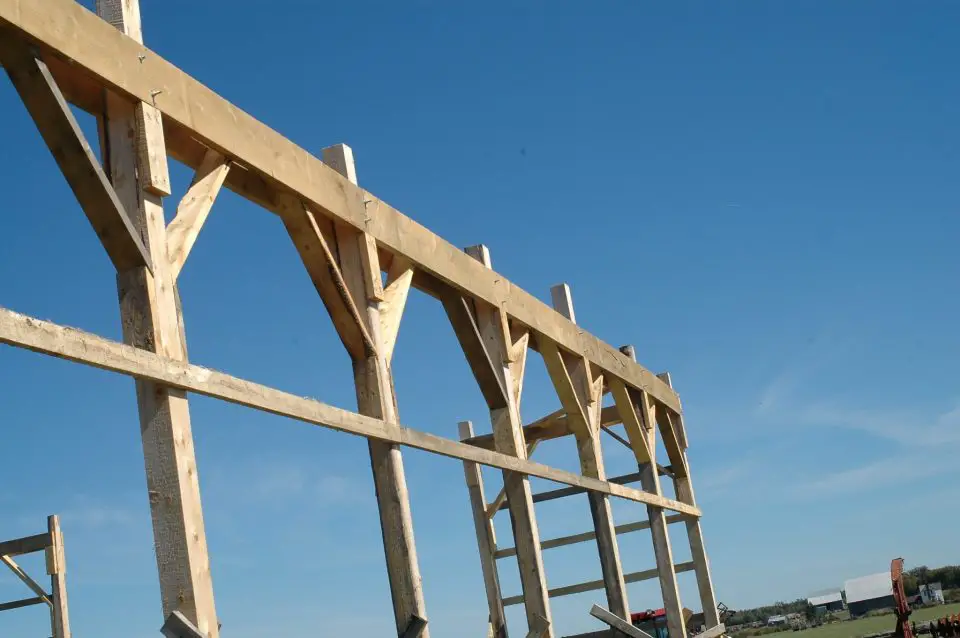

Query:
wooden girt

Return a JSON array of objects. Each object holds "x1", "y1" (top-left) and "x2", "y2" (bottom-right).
[
  {"x1": 0, "y1": 32, "x2": 151, "y2": 272},
  {"x1": 0, "y1": 305, "x2": 701, "y2": 515},
  {"x1": 0, "y1": 0, "x2": 682, "y2": 415}
]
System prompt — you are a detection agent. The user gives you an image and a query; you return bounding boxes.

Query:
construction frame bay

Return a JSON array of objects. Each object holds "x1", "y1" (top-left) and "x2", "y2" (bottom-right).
[{"x1": 0, "y1": 1, "x2": 720, "y2": 636}]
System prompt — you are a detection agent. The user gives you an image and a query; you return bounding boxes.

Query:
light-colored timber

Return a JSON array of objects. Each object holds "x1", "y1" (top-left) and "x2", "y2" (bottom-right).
[
  {"x1": 0, "y1": 1, "x2": 722, "y2": 634},
  {"x1": 94, "y1": 0, "x2": 220, "y2": 633}
]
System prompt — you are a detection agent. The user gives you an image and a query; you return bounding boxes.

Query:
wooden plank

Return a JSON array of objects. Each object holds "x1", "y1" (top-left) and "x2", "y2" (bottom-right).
[
  {"x1": 464, "y1": 405, "x2": 623, "y2": 451},
  {"x1": 659, "y1": 373, "x2": 721, "y2": 630},
  {"x1": 0, "y1": 306, "x2": 700, "y2": 515},
  {"x1": 494, "y1": 469, "x2": 674, "y2": 512},
  {"x1": 0, "y1": 34, "x2": 151, "y2": 272},
  {"x1": 0, "y1": 596, "x2": 47, "y2": 612},
  {"x1": 0, "y1": 0, "x2": 682, "y2": 415},
  {"x1": 95, "y1": 2, "x2": 220, "y2": 635},
  {"x1": 494, "y1": 515, "x2": 686, "y2": 559},
  {"x1": 459, "y1": 421, "x2": 506, "y2": 638},
  {"x1": 322, "y1": 144, "x2": 429, "y2": 636},
  {"x1": 380, "y1": 257, "x2": 414, "y2": 362},
  {"x1": 280, "y1": 196, "x2": 376, "y2": 361},
  {"x1": 503, "y1": 562, "x2": 696, "y2": 606},
  {"x1": 45, "y1": 515, "x2": 70, "y2": 638},
  {"x1": 525, "y1": 613, "x2": 550, "y2": 638},
  {"x1": 441, "y1": 291, "x2": 509, "y2": 410},
  {"x1": 166, "y1": 148, "x2": 230, "y2": 280},
  {"x1": 695, "y1": 624, "x2": 726, "y2": 638},
  {"x1": 590, "y1": 605, "x2": 652, "y2": 638},
  {"x1": 0, "y1": 555, "x2": 51, "y2": 606},
  {"x1": 548, "y1": 283, "x2": 629, "y2": 621},
  {"x1": 461, "y1": 245, "x2": 553, "y2": 636},
  {"x1": 485, "y1": 439, "x2": 537, "y2": 518},
  {"x1": 0, "y1": 533, "x2": 50, "y2": 557}
]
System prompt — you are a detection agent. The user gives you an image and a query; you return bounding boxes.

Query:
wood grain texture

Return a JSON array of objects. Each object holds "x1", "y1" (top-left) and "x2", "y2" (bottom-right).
[
  {"x1": 166, "y1": 148, "x2": 230, "y2": 280},
  {"x1": 322, "y1": 144, "x2": 429, "y2": 636},
  {"x1": 459, "y1": 421, "x2": 506, "y2": 638},
  {"x1": 0, "y1": 35, "x2": 151, "y2": 272},
  {"x1": 96, "y1": 1, "x2": 219, "y2": 634},
  {"x1": 0, "y1": 0, "x2": 682, "y2": 415},
  {"x1": 0, "y1": 306, "x2": 700, "y2": 515},
  {"x1": 462, "y1": 246, "x2": 553, "y2": 636},
  {"x1": 46, "y1": 515, "x2": 70, "y2": 638}
]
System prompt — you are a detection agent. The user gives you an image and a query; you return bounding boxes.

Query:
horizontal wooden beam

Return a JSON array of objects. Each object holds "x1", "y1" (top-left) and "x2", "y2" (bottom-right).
[
  {"x1": 503, "y1": 562, "x2": 696, "y2": 606},
  {"x1": 0, "y1": 0, "x2": 681, "y2": 414},
  {"x1": 494, "y1": 514, "x2": 686, "y2": 559},
  {"x1": 0, "y1": 595, "x2": 47, "y2": 613},
  {"x1": 493, "y1": 469, "x2": 673, "y2": 512},
  {"x1": 0, "y1": 533, "x2": 51, "y2": 558},
  {"x1": 0, "y1": 306, "x2": 700, "y2": 516}
]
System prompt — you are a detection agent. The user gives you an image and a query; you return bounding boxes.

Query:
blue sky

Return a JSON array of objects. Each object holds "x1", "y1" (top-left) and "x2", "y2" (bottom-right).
[{"x1": 1, "y1": 1, "x2": 958, "y2": 636}]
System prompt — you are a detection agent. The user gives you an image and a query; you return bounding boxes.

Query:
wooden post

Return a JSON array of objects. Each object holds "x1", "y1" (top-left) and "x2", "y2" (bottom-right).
[
  {"x1": 459, "y1": 421, "x2": 507, "y2": 638},
  {"x1": 446, "y1": 245, "x2": 553, "y2": 637},
  {"x1": 659, "y1": 372, "x2": 721, "y2": 629},
  {"x1": 95, "y1": 1, "x2": 219, "y2": 635},
  {"x1": 620, "y1": 347, "x2": 686, "y2": 638},
  {"x1": 45, "y1": 515, "x2": 70, "y2": 638},
  {"x1": 321, "y1": 144, "x2": 429, "y2": 635},
  {"x1": 546, "y1": 284, "x2": 630, "y2": 620}
]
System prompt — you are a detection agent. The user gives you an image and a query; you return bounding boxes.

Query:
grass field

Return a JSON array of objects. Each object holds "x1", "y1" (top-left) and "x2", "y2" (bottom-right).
[{"x1": 788, "y1": 603, "x2": 960, "y2": 638}]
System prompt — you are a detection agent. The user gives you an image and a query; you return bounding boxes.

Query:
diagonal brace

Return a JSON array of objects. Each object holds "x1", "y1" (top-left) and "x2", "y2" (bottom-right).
[
  {"x1": 0, "y1": 34, "x2": 152, "y2": 272},
  {"x1": 590, "y1": 604, "x2": 652, "y2": 638}
]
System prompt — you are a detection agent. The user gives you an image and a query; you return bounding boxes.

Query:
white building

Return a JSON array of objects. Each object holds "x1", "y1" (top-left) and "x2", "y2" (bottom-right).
[
  {"x1": 845, "y1": 572, "x2": 895, "y2": 617},
  {"x1": 920, "y1": 583, "x2": 945, "y2": 605},
  {"x1": 808, "y1": 591, "x2": 844, "y2": 613}
]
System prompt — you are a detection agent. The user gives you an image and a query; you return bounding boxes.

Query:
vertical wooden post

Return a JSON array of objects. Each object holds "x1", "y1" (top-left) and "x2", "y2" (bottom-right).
[
  {"x1": 659, "y1": 372, "x2": 720, "y2": 629},
  {"x1": 462, "y1": 245, "x2": 553, "y2": 637},
  {"x1": 96, "y1": 2, "x2": 219, "y2": 635},
  {"x1": 547, "y1": 284, "x2": 629, "y2": 620},
  {"x1": 620, "y1": 347, "x2": 686, "y2": 638},
  {"x1": 322, "y1": 144, "x2": 429, "y2": 635},
  {"x1": 459, "y1": 421, "x2": 507, "y2": 638},
  {"x1": 45, "y1": 515, "x2": 70, "y2": 638}
]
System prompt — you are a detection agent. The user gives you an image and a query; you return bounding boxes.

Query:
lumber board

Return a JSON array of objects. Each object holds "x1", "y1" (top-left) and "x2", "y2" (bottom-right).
[
  {"x1": 96, "y1": 2, "x2": 219, "y2": 633},
  {"x1": 0, "y1": 595, "x2": 46, "y2": 612},
  {"x1": 323, "y1": 144, "x2": 429, "y2": 635},
  {"x1": 503, "y1": 562, "x2": 696, "y2": 606},
  {"x1": 590, "y1": 605, "x2": 652, "y2": 638},
  {"x1": 459, "y1": 421, "x2": 506, "y2": 638},
  {"x1": 494, "y1": 514, "x2": 686, "y2": 559},
  {"x1": 46, "y1": 515, "x2": 70, "y2": 638},
  {"x1": 0, "y1": 533, "x2": 50, "y2": 557},
  {"x1": 461, "y1": 245, "x2": 553, "y2": 635},
  {"x1": 0, "y1": 307, "x2": 702, "y2": 515},
  {"x1": 0, "y1": 0, "x2": 682, "y2": 415},
  {"x1": 0, "y1": 33, "x2": 151, "y2": 272}
]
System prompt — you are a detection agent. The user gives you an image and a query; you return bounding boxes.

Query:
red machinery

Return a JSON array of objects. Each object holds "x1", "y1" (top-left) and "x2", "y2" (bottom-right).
[{"x1": 892, "y1": 557, "x2": 914, "y2": 638}]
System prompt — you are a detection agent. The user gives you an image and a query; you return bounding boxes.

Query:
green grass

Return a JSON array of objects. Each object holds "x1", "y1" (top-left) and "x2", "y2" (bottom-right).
[{"x1": 785, "y1": 603, "x2": 960, "y2": 638}]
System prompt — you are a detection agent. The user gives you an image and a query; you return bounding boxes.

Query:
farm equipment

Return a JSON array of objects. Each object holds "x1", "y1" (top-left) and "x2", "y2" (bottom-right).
[{"x1": 892, "y1": 557, "x2": 915, "y2": 638}]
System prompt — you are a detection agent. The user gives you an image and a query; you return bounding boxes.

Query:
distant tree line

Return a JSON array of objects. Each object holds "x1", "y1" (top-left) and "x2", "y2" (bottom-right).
[
  {"x1": 903, "y1": 565, "x2": 960, "y2": 595},
  {"x1": 728, "y1": 565, "x2": 960, "y2": 625},
  {"x1": 728, "y1": 599, "x2": 815, "y2": 625}
]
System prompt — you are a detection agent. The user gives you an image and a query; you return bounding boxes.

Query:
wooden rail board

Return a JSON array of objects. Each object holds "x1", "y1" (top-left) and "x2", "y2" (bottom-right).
[{"x1": 0, "y1": 306, "x2": 700, "y2": 516}]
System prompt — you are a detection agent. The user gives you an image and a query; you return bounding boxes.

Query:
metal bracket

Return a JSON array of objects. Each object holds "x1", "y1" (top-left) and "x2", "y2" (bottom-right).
[
  {"x1": 160, "y1": 611, "x2": 207, "y2": 638},
  {"x1": 399, "y1": 614, "x2": 427, "y2": 638}
]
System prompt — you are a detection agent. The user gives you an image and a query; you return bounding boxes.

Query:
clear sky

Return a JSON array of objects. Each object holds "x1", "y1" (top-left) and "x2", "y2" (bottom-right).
[{"x1": 1, "y1": 1, "x2": 958, "y2": 636}]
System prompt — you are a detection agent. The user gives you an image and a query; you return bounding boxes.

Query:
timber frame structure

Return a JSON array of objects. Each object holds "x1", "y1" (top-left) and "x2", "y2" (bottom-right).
[
  {"x1": 0, "y1": 1, "x2": 720, "y2": 636},
  {"x1": 0, "y1": 515, "x2": 71, "y2": 638}
]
